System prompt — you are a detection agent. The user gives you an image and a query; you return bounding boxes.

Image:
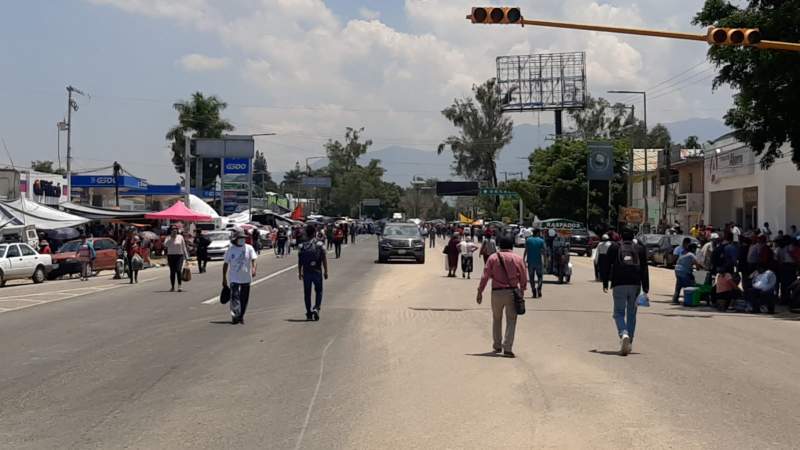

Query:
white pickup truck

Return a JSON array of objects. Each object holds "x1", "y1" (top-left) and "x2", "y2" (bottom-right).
[{"x1": 0, "y1": 242, "x2": 53, "y2": 286}]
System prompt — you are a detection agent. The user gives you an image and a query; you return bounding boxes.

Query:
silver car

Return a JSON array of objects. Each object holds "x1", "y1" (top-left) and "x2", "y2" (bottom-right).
[{"x1": 205, "y1": 230, "x2": 233, "y2": 260}]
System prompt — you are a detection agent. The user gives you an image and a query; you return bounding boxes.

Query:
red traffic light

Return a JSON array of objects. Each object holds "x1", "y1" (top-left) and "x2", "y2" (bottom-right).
[{"x1": 469, "y1": 7, "x2": 522, "y2": 24}]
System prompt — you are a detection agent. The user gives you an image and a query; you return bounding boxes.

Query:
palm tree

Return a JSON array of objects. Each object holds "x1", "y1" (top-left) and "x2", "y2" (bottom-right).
[
  {"x1": 437, "y1": 78, "x2": 513, "y2": 190},
  {"x1": 166, "y1": 92, "x2": 234, "y2": 186}
]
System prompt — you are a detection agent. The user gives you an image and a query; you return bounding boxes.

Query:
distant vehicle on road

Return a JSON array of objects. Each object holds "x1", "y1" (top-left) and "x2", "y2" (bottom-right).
[
  {"x1": 49, "y1": 237, "x2": 119, "y2": 279},
  {"x1": 569, "y1": 228, "x2": 598, "y2": 256},
  {"x1": 0, "y1": 242, "x2": 52, "y2": 286},
  {"x1": 205, "y1": 230, "x2": 233, "y2": 260},
  {"x1": 378, "y1": 223, "x2": 425, "y2": 264},
  {"x1": 651, "y1": 234, "x2": 700, "y2": 267},
  {"x1": 636, "y1": 234, "x2": 664, "y2": 263}
]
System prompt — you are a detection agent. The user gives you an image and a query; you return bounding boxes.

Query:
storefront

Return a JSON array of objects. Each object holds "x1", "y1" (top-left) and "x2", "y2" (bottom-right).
[
  {"x1": 70, "y1": 174, "x2": 148, "y2": 209},
  {"x1": 705, "y1": 133, "x2": 800, "y2": 232}
]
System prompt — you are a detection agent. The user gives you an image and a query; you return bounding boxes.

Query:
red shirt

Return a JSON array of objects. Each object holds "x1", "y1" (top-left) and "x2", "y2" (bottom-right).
[{"x1": 478, "y1": 251, "x2": 528, "y2": 292}]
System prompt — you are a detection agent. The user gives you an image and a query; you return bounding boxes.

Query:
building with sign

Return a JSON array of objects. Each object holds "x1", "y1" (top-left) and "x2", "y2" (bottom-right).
[
  {"x1": 705, "y1": 132, "x2": 800, "y2": 232},
  {"x1": 630, "y1": 149, "x2": 662, "y2": 227}
]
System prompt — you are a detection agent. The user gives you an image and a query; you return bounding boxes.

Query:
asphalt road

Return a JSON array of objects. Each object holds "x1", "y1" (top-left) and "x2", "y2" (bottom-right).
[{"x1": 1, "y1": 238, "x2": 798, "y2": 449}]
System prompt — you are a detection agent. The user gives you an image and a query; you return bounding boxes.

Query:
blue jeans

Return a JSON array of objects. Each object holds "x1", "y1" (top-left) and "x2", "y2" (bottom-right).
[
  {"x1": 303, "y1": 270, "x2": 324, "y2": 314},
  {"x1": 612, "y1": 285, "x2": 640, "y2": 341},
  {"x1": 528, "y1": 265, "x2": 543, "y2": 294},
  {"x1": 672, "y1": 272, "x2": 695, "y2": 303}
]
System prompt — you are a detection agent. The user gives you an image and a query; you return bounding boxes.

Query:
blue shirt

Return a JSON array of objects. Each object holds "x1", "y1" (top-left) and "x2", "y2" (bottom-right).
[
  {"x1": 675, "y1": 252, "x2": 697, "y2": 277},
  {"x1": 525, "y1": 236, "x2": 545, "y2": 267},
  {"x1": 673, "y1": 245, "x2": 686, "y2": 257}
]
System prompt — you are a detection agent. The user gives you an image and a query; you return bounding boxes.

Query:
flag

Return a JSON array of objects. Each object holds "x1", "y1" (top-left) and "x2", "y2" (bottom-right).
[
  {"x1": 290, "y1": 204, "x2": 304, "y2": 221},
  {"x1": 459, "y1": 213, "x2": 472, "y2": 224}
]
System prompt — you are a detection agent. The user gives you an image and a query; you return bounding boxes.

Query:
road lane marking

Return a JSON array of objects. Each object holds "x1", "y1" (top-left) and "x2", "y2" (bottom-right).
[
  {"x1": 201, "y1": 265, "x2": 297, "y2": 305},
  {"x1": 295, "y1": 337, "x2": 337, "y2": 450}
]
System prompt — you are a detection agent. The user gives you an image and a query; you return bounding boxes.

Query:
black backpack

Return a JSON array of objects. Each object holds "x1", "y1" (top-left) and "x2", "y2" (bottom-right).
[
  {"x1": 299, "y1": 241, "x2": 324, "y2": 271},
  {"x1": 618, "y1": 242, "x2": 640, "y2": 268}
]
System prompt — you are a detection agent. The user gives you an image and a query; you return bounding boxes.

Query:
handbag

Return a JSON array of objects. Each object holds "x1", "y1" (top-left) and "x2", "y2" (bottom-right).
[
  {"x1": 182, "y1": 263, "x2": 192, "y2": 282},
  {"x1": 497, "y1": 253, "x2": 526, "y2": 315},
  {"x1": 220, "y1": 285, "x2": 231, "y2": 305}
]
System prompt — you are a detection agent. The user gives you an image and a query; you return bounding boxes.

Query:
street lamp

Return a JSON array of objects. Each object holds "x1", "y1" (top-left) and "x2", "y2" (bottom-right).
[{"x1": 608, "y1": 90, "x2": 648, "y2": 225}]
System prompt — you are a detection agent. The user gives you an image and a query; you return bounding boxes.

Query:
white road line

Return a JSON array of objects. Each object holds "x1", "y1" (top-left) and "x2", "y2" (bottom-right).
[
  {"x1": 201, "y1": 265, "x2": 297, "y2": 305},
  {"x1": 295, "y1": 337, "x2": 337, "y2": 450}
]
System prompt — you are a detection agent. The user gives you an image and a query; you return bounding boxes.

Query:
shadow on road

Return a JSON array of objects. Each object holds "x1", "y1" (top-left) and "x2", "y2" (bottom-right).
[
  {"x1": 589, "y1": 349, "x2": 641, "y2": 356},
  {"x1": 209, "y1": 320, "x2": 234, "y2": 325},
  {"x1": 466, "y1": 352, "x2": 510, "y2": 358},
  {"x1": 285, "y1": 319, "x2": 312, "y2": 323}
]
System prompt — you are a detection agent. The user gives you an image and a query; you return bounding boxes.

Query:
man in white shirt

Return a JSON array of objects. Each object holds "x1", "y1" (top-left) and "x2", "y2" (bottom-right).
[
  {"x1": 222, "y1": 228, "x2": 258, "y2": 325},
  {"x1": 731, "y1": 222, "x2": 742, "y2": 243},
  {"x1": 746, "y1": 264, "x2": 777, "y2": 314}
]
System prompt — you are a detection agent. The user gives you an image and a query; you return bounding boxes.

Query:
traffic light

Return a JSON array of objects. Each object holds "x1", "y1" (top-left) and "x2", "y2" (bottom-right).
[
  {"x1": 469, "y1": 7, "x2": 522, "y2": 24},
  {"x1": 707, "y1": 27, "x2": 761, "y2": 46}
]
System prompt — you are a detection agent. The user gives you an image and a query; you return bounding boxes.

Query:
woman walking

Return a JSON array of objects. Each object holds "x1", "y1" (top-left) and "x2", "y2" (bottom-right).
[
  {"x1": 165, "y1": 226, "x2": 188, "y2": 292},
  {"x1": 444, "y1": 232, "x2": 461, "y2": 278}
]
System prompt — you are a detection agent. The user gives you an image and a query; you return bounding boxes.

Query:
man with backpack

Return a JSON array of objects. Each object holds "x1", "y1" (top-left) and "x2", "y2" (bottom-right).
[
  {"x1": 298, "y1": 224, "x2": 329, "y2": 321},
  {"x1": 333, "y1": 224, "x2": 345, "y2": 259},
  {"x1": 601, "y1": 229, "x2": 649, "y2": 356}
]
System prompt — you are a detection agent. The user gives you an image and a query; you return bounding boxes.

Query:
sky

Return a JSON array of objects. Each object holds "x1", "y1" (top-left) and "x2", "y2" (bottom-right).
[{"x1": 0, "y1": 0, "x2": 736, "y2": 185}]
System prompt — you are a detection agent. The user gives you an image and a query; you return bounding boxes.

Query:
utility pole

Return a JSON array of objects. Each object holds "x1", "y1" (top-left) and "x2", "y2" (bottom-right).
[
  {"x1": 184, "y1": 135, "x2": 191, "y2": 207},
  {"x1": 113, "y1": 161, "x2": 122, "y2": 208},
  {"x1": 65, "y1": 85, "x2": 85, "y2": 202},
  {"x1": 608, "y1": 90, "x2": 647, "y2": 227}
]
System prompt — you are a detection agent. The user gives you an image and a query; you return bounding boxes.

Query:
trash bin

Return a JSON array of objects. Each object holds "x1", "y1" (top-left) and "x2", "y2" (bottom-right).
[{"x1": 683, "y1": 287, "x2": 698, "y2": 306}]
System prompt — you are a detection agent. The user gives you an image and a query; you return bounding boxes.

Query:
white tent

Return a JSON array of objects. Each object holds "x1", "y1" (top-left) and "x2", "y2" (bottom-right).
[
  {"x1": 0, "y1": 197, "x2": 89, "y2": 230},
  {"x1": 188, "y1": 195, "x2": 219, "y2": 218}
]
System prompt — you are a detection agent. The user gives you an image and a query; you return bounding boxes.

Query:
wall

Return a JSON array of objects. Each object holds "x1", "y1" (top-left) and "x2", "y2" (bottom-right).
[{"x1": 785, "y1": 187, "x2": 800, "y2": 231}]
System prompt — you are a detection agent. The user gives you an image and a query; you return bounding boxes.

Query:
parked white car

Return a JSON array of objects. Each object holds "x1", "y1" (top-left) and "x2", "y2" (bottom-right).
[
  {"x1": 0, "y1": 242, "x2": 53, "y2": 286},
  {"x1": 205, "y1": 230, "x2": 233, "y2": 260}
]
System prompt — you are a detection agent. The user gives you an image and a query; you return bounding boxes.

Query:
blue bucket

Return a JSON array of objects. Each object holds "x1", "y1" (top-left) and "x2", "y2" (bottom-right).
[{"x1": 683, "y1": 287, "x2": 698, "y2": 306}]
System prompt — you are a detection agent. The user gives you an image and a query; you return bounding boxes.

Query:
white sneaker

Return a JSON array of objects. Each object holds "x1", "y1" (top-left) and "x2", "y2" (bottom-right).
[{"x1": 620, "y1": 333, "x2": 631, "y2": 356}]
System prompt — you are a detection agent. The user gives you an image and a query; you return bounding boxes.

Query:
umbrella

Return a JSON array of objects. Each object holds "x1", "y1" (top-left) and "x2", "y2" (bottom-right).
[
  {"x1": 46, "y1": 227, "x2": 80, "y2": 241},
  {"x1": 139, "y1": 231, "x2": 159, "y2": 240}
]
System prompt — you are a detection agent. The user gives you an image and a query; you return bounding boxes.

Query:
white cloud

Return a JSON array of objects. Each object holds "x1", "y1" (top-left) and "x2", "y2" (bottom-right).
[
  {"x1": 177, "y1": 53, "x2": 229, "y2": 71},
  {"x1": 358, "y1": 7, "x2": 381, "y2": 20},
  {"x1": 90, "y1": 0, "x2": 734, "y2": 172}
]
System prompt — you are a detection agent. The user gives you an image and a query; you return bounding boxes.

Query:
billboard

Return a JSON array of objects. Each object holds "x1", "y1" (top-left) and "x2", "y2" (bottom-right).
[
  {"x1": 496, "y1": 52, "x2": 587, "y2": 113},
  {"x1": 587, "y1": 142, "x2": 614, "y2": 181},
  {"x1": 436, "y1": 181, "x2": 480, "y2": 196},
  {"x1": 222, "y1": 158, "x2": 251, "y2": 214},
  {"x1": 302, "y1": 177, "x2": 332, "y2": 188}
]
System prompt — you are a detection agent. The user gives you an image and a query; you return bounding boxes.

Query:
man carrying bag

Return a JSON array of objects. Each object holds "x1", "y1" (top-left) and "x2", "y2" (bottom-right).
[{"x1": 476, "y1": 234, "x2": 527, "y2": 358}]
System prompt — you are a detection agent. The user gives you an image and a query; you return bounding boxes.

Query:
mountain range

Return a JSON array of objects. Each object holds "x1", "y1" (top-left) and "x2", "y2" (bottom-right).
[{"x1": 305, "y1": 118, "x2": 730, "y2": 186}]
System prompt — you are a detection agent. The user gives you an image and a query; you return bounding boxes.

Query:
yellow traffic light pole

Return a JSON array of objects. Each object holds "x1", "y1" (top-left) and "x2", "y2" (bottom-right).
[{"x1": 466, "y1": 10, "x2": 800, "y2": 52}]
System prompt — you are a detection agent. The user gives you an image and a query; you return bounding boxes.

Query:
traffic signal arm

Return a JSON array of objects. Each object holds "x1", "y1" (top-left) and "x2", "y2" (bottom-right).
[{"x1": 467, "y1": 8, "x2": 800, "y2": 52}]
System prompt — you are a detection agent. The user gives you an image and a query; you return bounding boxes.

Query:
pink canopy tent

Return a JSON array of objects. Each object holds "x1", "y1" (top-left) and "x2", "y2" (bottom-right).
[{"x1": 144, "y1": 202, "x2": 213, "y2": 222}]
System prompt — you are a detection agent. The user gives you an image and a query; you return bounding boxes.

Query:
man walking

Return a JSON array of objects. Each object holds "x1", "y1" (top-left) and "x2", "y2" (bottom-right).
[
  {"x1": 476, "y1": 234, "x2": 527, "y2": 358},
  {"x1": 429, "y1": 225, "x2": 436, "y2": 248},
  {"x1": 222, "y1": 229, "x2": 258, "y2": 325},
  {"x1": 601, "y1": 229, "x2": 649, "y2": 356},
  {"x1": 523, "y1": 228, "x2": 545, "y2": 298},
  {"x1": 298, "y1": 224, "x2": 328, "y2": 321}
]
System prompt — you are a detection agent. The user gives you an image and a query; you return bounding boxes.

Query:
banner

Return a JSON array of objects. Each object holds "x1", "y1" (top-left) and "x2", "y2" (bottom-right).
[
  {"x1": 222, "y1": 158, "x2": 251, "y2": 214},
  {"x1": 459, "y1": 213, "x2": 473, "y2": 224}
]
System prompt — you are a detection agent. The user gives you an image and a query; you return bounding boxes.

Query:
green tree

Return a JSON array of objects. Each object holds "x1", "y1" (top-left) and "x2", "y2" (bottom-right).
[
  {"x1": 568, "y1": 96, "x2": 634, "y2": 140},
  {"x1": 166, "y1": 92, "x2": 234, "y2": 187},
  {"x1": 325, "y1": 127, "x2": 371, "y2": 173},
  {"x1": 281, "y1": 162, "x2": 306, "y2": 196},
  {"x1": 30, "y1": 160, "x2": 66, "y2": 175},
  {"x1": 647, "y1": 124, "x2": 672, "y2": 149},
  {"x1": 438, "y1": 78, "x2": 513, "y2": 188},
  {"x1": 496, "y1": 198, "x2": 518, "y2": 222},
  {"x1": 252, "y1": 150, "x2": 278, "y2": 195},
  {"x1": 529, "y1": 139, "x2": 628, "y2": 226},
  {"x1": 693, "y1": 0, "x2": 800, "y2": 168},
  {"x1": 684, "y1": 135, "x2": 701, "y2": 149}
]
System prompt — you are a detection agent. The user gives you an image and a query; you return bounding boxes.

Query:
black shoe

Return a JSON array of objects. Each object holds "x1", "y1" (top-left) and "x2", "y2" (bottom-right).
[
  {"x1": 493, "y1": 347, "x2": 502, "y2": 353},
  {"x1": 231, "y1": 317, "x2": 238, "y2": 325},
  {"x1": 306, "y1": 312, "x2": 312, "y2": 321},
  {"x1": 239, "y1": 318, "x2": 245, "y2": 325},
  {"x1": 503, "y1": 350, "x2": 515, "y2": 358},
  {"x1": 311, "y1": 309, "x2": 320, "y2": 321}
]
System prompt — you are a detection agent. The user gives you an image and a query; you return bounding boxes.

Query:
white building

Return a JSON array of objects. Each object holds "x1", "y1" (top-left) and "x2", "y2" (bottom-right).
[
  {"x1": 630, "y1": 148, "x2": 662, "y2": 226},
  {"x1": 704, "y1": 132, "x2": 800, "y2": 232}
]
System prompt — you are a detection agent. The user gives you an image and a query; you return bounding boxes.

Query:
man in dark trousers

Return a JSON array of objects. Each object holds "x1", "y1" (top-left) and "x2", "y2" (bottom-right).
[
  {"x1": 298, "y1": 224, "x2": 328, "y2": 321},
  {"x1": 222, "y1": 229, "x2": 258, "y2": 325},
  {"x1": 601, "y1": 229, "x2": 650, "y2": 356}
]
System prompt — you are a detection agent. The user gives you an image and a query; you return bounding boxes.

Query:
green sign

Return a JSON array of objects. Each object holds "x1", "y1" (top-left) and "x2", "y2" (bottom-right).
[{"x1": 480, "y1": 188, "x2": 519, "y2": 198}]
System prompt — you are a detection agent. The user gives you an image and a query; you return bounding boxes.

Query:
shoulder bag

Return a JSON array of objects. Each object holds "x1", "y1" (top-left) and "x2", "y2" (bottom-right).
[{"x1": 497, "y1": 253, "x2": 526, "y2": 315}]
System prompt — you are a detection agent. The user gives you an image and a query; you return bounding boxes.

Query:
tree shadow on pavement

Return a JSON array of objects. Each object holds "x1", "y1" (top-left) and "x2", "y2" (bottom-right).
[{"x1": 589, "y1": 349, "x2": 640, "y2": 356}]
